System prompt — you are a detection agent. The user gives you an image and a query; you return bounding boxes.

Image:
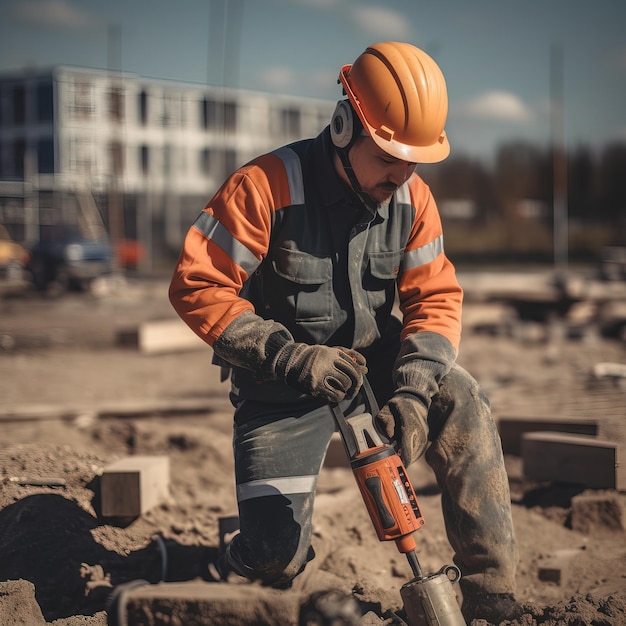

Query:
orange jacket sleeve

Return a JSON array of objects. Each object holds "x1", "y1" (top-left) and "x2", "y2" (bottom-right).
[
  {"x1": 168, "y1": 153, "x2": 290, "y2": 346},
  {"x1": 398, "y1": 175, "x2": 463, "y2": 353}
]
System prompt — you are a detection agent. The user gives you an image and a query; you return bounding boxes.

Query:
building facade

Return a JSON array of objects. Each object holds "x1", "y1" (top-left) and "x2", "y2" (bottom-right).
[{"x1": 0, "y1": 66, "x2": 335, "y2": 269}]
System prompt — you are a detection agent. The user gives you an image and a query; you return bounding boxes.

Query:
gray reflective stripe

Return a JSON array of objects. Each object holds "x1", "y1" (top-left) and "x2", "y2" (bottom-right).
[
  {"x1": 272, "y1": 146, "x2": 305, "y2": 205},
  {"x1": 395, "y1": 183, "x2": 411, "y2": 207},
  {"x1": 192, "y1": 211, "x2": 260, "y2": 276},
  {"x1": 401, "y1": 234, "x2": 444, "y2": 271},
  {"x1": 236, "y1": 475, "x2": 316, "y2": 502}
]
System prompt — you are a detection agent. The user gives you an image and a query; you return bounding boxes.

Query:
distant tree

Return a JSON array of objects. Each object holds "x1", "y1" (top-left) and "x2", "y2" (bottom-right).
[
  {"x1": 421, "y1": 138, "x2": 625, "y2": 259},
  {"x1": 597, "y1": 143, "x2": 626, "y2": 226},
  {"x1": 495, "y1": 141, "x2": 547, "y2": 203},
  {"x1": 425, "y1": 156, "x2": 497, "y2": 224},
  {"x1": 567, "y1": 147, "x2": 595, "y2": 221}
]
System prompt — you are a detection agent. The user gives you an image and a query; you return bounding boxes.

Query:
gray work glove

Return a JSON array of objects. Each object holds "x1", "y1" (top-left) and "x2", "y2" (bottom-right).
[
  {"x1": 212, "y1": 310, "x2": 367, "y2": 402},
  {"x1": 376, "y1": 394, "x2": 429, "y2": 466},
  {"x1": 375, "y1": 331, "x2": 458, "y2": 466},
  {"x1": 274, "y1": 343, "x2": 367, "y2": 403}
]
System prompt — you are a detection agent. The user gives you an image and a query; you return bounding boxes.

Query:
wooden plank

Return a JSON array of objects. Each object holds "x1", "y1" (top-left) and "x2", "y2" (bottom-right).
[
  {"x1": 100, "y1": 455, "x2": 170, "y2": 517},
  {"x1": 498, "y1": 416, "x2": 598, "y2": 455},
  {"x1": 0, "y1": 396, "x2": 231, "y2": 422},
  {"x1": 522, "y1": 432, "x2": 624, "y2": 491}
]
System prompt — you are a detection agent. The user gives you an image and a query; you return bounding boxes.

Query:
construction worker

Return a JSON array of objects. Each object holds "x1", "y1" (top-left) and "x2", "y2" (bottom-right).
[{"x1": 169, "y1": 42, "x2": 522, "y2": 623}]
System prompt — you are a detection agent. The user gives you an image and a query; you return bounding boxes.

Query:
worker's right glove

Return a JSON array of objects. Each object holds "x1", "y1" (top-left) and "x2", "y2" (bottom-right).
[
  {"x1": 376, "y1": 393, "x2": 429, "y2": 466},
  {"x1": 212, "y1": 310, "x2": 367, "y2": 403},
  {"x1": 274, "y1": 343, "x2": 367, "y2": 403}
]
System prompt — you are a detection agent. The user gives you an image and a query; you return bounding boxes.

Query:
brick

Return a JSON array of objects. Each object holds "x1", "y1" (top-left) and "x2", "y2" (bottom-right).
[
  {"x1": 101, "y1": 456, "x2": 170, "y2": 517},
  {"x1": 522, "y1": 432, "x2": 625, "y2": 490}
]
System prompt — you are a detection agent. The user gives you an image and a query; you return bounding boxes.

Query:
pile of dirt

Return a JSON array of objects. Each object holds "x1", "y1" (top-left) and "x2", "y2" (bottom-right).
[{"x1": 1, "y1": 412, "x2": 625, "y2": 625}]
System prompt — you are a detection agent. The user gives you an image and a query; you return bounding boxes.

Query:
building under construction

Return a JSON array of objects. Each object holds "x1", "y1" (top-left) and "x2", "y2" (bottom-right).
[{"x1": 0, "y1": 66, "x2": 335, "y2": 271}]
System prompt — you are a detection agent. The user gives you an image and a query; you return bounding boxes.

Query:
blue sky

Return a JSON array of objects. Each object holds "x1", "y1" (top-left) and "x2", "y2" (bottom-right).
[{"x1": 1, "y1": 0, "x2": 625, "y2": 162}]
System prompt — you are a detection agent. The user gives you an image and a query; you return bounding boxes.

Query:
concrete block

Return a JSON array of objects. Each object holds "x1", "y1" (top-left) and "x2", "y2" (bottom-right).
[
  {"x1": 522, "y1": 432, "x2": 625, "y2": 491},
  {"x1": 122, "y1": 581, "x2": 301, "y2": 626},
  {"x1": 117, "y1": 318, "x2": 206, "y2": 355},
  {"x1": 537, "y1": 549, "x2": 583, "y2": 586},
  {"x1": 498, "y1": 416, "x2": 598, "y2": 455},
  {"x1": 101, "y1": 456, "x2": 170, "y2": 517}
]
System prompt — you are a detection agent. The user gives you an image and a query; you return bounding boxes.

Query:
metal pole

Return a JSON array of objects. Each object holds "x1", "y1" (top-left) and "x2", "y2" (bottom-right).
[{"x1": 550, "y1": 43, "x2": 568, "y2": 273}]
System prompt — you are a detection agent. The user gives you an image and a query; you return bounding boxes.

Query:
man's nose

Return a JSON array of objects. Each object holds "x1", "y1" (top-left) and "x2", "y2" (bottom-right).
[{"x1": 390, "y1": 161, "x2": 417, "y2": 184}]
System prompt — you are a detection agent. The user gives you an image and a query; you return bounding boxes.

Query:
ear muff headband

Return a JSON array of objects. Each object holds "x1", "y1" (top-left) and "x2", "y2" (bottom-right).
[{"x1": 330, "y1": 100, "x2": 377, "y2": 212}]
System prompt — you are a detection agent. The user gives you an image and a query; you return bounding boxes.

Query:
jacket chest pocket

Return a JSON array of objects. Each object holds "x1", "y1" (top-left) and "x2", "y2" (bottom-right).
[
  {"x1": 363, "y1": 250, "x2": 403, "y2": 311},
  {"x1": 272, "y1": 247, "x2": 333, "y2": 322}
]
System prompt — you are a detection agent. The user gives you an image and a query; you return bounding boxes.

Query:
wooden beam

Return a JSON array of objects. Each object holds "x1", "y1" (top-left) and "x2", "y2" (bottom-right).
[{"x1": 498, "y1": 416, "x2": 598, "y2": 455}]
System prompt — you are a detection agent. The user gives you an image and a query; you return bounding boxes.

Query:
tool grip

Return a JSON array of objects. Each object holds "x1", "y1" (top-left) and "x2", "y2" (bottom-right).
[{"x1": 364, "y1": 476, "x2": 396, "y2": 529}]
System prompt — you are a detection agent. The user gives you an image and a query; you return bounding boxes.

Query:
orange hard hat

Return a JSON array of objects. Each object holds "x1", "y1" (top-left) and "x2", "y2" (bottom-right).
[{"x1": 338, "y1": 42, "x2": 450, "y2": 163}]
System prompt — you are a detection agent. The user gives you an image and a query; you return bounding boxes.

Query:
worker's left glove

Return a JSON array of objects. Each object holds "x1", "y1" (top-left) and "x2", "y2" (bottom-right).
[
  {"x1": 375, "y1": 332, "x2": 458, "y2": 466},
  {"x1": 375, "y1": 394, "x2": 429, "y2": 466}
]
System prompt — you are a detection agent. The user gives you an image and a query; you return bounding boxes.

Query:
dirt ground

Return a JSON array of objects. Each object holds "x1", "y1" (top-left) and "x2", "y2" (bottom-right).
[{"x1": 0, "y1": 275, "x2": 625, "y2": 626}]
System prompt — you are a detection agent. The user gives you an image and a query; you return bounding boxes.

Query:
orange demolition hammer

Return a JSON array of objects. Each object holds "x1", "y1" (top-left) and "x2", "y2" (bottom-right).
[
  {"x1": 331, "y1": 379, "x2": 466, "y2": 626},
  {"x1": 330, "y1": 378, "x2": 425, "y2": 577}
]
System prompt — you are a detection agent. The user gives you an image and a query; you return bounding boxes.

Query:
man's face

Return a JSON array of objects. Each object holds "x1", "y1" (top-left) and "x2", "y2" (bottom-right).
[{"x1": 345, "y1": 136, "x2": 417, "y2": 204}]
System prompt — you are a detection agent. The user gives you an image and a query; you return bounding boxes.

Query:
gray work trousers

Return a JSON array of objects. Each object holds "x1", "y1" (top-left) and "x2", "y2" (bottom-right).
[{"x1": 224, "y1": 363, "x2": 519, "y2": 594}]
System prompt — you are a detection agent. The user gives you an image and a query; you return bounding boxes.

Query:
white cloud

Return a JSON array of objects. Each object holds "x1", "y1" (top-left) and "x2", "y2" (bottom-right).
[
  {"x1": 458, "y1": 90, "x2": 532, "y2": 123},
  {"x1": 349, "y1": 6, "x2": 411, "y2": 40},
  {"x1": 257, "y1": 66, "x2": 295, "y2": 91},
  {"x1": 10, "y1": 0, "x2": 103, "y2": 29}
]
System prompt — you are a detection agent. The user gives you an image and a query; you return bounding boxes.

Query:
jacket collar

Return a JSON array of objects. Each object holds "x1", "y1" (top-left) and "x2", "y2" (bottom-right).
[{"x1": 313, "y1": 127, "x2": 352, "y2": 208}]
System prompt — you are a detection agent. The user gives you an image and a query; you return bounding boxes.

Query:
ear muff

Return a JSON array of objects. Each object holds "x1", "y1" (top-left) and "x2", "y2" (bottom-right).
[{"x1": 330, "y1": 100, "x2": 355, "y2": 149}]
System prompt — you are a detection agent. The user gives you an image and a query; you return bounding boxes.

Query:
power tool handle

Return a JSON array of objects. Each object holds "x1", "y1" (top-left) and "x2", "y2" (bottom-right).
[{"x1": 364, "y1": 476, "x2": 396, "y2": 529}]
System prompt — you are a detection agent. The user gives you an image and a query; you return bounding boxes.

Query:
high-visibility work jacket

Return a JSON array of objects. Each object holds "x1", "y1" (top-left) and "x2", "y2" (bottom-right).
[{"x1": 169, "y1": 128, "x2": 463, "y2": 397}]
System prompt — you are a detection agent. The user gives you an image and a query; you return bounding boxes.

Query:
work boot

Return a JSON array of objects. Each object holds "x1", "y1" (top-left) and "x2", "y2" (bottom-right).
[{"x1": 461, "y1": 592, "x2": 523, "y2": 624}]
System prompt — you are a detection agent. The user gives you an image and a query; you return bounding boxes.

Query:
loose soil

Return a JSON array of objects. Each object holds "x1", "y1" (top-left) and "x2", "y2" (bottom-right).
[{"x1": 0, "y1": 277, "x2": 625, "y2": 625}]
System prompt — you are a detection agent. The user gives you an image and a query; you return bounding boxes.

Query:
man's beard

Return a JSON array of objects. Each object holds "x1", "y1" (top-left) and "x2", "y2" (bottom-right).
[{"x1": 367, "y1": 182, "x2": 398, "y2": 203}]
